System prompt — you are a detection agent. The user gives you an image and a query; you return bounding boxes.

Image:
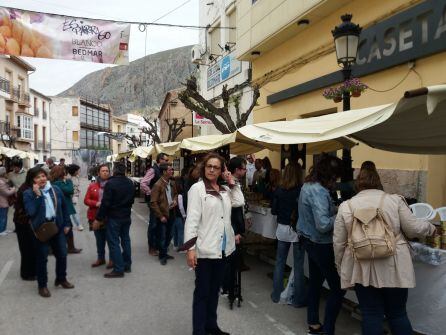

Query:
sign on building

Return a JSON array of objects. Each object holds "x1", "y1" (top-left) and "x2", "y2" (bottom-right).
[
  {"x1": 0, "y1": 6, "x2": 130, "y2": 65},
  {"x1": 193, "y1": 111, "x2": 213, "y2": 126},
  {"x1": 207, "y1": 53, "x2": 242, "y2": 90}
]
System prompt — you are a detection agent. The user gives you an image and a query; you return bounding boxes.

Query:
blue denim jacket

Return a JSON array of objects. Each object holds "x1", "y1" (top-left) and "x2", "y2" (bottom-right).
[{"x1": 297, "y1": 182, "x2": 337, "y2": 244}]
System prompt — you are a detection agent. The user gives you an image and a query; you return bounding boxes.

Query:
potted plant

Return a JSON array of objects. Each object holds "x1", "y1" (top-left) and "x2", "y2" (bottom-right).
[
  {"x1": 343, "y1": 78, "x2": 368, "y2": 97},
  {"x1": 322, "y1": 87, "x2": 343, "y2": 103}
]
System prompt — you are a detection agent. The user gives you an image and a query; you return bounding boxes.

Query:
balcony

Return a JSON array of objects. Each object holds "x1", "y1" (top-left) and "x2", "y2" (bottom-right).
[
  {"x1": 5, "y1": 87, "x2": 18, "y2": 103},
  {"x1": 0, "y1": 121, "x2": 11, "y2": 134},
  {"x1": 0, "y1": 77, "x2": 10, "y2": 99},
  {"x1": 15, "y1": 128, "x2": 33, "y2": 142},
  {"x1": 18, "y1": 92, "x2": 31, "y2": 107},
  {"x1": 34, "y1": 107, "x2": 40, "y2": 117}
]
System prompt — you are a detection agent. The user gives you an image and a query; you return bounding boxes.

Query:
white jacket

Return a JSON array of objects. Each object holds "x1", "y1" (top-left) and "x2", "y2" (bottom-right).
[{"x1": 184, "y1": 180, "x2": 245, "y2": 259}]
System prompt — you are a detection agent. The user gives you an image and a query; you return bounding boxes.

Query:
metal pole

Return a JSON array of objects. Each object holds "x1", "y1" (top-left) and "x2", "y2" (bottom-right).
[{"x1": 341, "y1": 66, "x2": 354, "y2": 199}]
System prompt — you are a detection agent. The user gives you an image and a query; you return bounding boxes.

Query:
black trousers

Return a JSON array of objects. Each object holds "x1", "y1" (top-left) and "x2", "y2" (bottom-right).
[
  {"x1": 193, "y1": 257, "x2": 226, "y2": 335},
  {"x1": 223, "y1": 246, "x2": 241, "y2": 301},
  {"x1": 15, "y1": 223, "x2": 37, "y2": 279}
]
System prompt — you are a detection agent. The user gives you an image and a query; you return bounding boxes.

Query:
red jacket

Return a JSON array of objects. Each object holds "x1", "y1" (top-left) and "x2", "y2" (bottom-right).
[{"x1": 84, "y1": 182, "x2": 101, "y2": 221}]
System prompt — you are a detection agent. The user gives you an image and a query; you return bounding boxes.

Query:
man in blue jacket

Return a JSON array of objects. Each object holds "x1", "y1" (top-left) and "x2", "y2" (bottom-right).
[{"x1": 94, "y1": 162, "x2": 135, "y2": 278}]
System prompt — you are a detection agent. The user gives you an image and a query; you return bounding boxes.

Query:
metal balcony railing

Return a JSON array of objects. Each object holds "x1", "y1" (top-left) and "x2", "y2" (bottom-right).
[{"x1": 0, "y1": 77, "x2": 10, "y2": 94}]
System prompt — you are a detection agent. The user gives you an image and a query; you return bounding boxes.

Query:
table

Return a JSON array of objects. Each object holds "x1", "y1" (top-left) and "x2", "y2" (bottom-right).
[{"x1": 248, "y1": 204, "x2": 277, "y2": 239}]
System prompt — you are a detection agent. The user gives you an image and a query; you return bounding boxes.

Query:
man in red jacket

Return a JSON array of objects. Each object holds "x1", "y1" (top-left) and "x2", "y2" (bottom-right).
[{"x1": 84, "y1": 164, "x2": 112, "y2": 269}]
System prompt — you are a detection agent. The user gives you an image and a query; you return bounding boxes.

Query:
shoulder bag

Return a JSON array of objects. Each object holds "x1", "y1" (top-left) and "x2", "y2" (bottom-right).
[{"x1": 33, "y1": 188, "x2": 59, "y2": 242}]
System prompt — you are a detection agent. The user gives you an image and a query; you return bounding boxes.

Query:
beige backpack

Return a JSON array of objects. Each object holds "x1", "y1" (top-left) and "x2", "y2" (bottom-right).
[{"x1": 347, "y1": 194, "x2": 396, "y2": 260}]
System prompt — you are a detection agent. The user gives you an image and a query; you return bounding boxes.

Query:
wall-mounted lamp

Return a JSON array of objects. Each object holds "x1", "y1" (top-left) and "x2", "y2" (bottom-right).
[
  {"x1": 251, "y1": 51, "x2": 261, "y2": 58},
  {"x1": 297, "y1": 19, "x2": 310, "y2": 26}
]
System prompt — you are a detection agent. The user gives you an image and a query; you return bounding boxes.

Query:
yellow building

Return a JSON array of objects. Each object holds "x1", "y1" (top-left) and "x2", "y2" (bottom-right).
[
  {"x1": 235, "y1": 0, "x2": 446, "y2": 206},
  {"x1": 111, "y1": 115, "x2": 128, "y2": 155}
]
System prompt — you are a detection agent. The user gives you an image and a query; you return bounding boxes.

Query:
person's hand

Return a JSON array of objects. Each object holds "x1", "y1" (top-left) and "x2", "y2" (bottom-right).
[
  {"x1": 92, "y1": 220, "x2": 102, "y2": 230},
  {"x1": 33, "y1": 183, "x2": 41, "y2": 197},
  {"x1": 235, "y1": 234, "x2": 242, "y2": 245},
  {"x1": 160, "y1": 216, "x2": 167, "y2": 223},
  {"x1": 187, "y1": 250, "x2": 197, "y2": 269},
  {"x1": 63, "y1": 227, "x2": 70, "y2": 235},
  {"x1": 222, "y1": 169, "x2": 235, "y2": 186},
  {"x1": 96, "y1": 201, "x2": 101, "y2": 208}
]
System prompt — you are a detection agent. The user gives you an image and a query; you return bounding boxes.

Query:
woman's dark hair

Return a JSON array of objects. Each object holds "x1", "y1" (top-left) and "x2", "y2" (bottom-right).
[
  {"x1": 66, "y1": 164, "x2": 80, "y2": 176},
  {"x1": 280, "y1": 162, "x2": 303, "y2": 190},
  {"x1": 228, "y1": 156, "x2": 246, "y2": 174},
  {"x1": 49, "y1": 165, "x2": 66, "y2": 182},
  {"x1": 356, "y1": 161, "x2": 383, "y2": 192},
  {"x1": 11, "y1": 158, "x2": 23, "y2": 169},
  {"x1": 200, "y1": 153, "x2": 226, "y2": 181},
  {"x1": 268, "y1": 168, "x2": 281, "y2": 190},
  {"x1": 174, "y1": 176, "x2": 184, "y2": 194},
  {"x1": 26, "y1": 167, "x2": 48, "y2": 186},
  {"x1": 262, "y1": 157, "x2": 272, "y2": 171},
  {"x1": 305, "y1": 154, "x2": 343, "y2": 189}
]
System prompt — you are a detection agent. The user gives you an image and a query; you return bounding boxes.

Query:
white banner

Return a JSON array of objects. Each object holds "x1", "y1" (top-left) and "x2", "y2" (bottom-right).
[{"x1": 192, "y1": 111, "x2": 213, "y2": 126}]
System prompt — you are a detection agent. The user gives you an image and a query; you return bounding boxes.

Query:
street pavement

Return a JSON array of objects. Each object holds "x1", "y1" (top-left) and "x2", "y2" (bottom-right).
[{"x1": 0, "y1": 178, "x2": 361, "y2": 335}]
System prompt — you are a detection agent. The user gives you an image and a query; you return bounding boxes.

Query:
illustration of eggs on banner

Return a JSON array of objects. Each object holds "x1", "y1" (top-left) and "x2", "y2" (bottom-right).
[{"x1": 0, "y1": 6, "x2": 130, "y2": 65}]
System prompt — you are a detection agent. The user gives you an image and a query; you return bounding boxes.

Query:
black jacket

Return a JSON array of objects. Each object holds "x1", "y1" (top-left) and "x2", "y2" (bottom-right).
[
  {"x1": 96, "y1": 175, "x2": 135, "y2": 222},
  {"x1": 231, "y1": 206, "x2": 245, "y2": 236},
  {"x1": 271, "y1": 186, "x2": 301, "y2": 227}
]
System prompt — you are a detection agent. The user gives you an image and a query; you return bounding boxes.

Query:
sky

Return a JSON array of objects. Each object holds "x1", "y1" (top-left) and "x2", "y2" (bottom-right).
[{"x1": 0, "y1": 0, "x2": 199, "y2": 96}]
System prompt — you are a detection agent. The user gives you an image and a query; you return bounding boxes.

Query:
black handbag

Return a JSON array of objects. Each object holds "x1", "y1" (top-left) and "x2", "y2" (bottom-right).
[{"x1": 33, "y1": 188, "x2": 59, "y2": 242}]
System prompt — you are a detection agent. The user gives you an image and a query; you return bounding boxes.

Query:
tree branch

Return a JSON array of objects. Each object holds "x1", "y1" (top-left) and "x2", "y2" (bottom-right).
[{"x1": 237, "y1": 86, "x2": 260, "y2": 129}]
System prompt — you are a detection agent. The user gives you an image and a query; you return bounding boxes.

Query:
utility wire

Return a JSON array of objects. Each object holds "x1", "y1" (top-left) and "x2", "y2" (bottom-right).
[{"x1": 3, "y1": 5, "x2": 235, "y2": 30}]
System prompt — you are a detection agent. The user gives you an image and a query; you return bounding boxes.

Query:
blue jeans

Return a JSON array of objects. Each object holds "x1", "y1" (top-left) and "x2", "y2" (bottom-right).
[
  {"x1": 94, "y1": 229, "x2": 107, "y2": 261},
  {"x1": 272, "y1": 240, "x2": 307, "y2": 306},
  {"x1": 106, "y1": 218, "x2": 132, "y2": 273},
  {"x1": 193, "y1": 257, "x2": 227, "y2": 335},
  {"x1": 35, "y1": 231, "x2": 67, "y2": 288},
  {"x1": 0, "y1": 207, "x2": 8, "y2": 233},
  {"x1": 302, "y1": 238, "x2": 346, "y2": 335},
  {"x1": 173, "y1": 216, "x2": 184, "y2": 248},
  {"x1": 355, "y1": 285, "x2": 412, "y2": 335},
  {"x1": 156, "y1": 216, "x2": 173, "y2": 260},
  {"x1": 147, "y1": 209, "x2": 158, "y2": 249}
]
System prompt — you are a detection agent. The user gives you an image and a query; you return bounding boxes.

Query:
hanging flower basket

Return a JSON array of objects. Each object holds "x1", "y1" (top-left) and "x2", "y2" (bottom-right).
[
  {"x1": 342, "y1": 78, "x2": 368, "y2": 97},
  {"x1": 323, "y1": 87, "x2": 343, "y2": 102}
]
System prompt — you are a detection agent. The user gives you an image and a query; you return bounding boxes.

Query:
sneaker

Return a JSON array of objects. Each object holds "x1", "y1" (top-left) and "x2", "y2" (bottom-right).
[
  {"x1": 0, "y1": 232, "x2": 8, "y2": 236},
  {"x1": 77, "y1": 225, "x2": 84, "y2": 231},
  {"x1": 307, "y1": 325, "x2": 327, "y2": 334}
]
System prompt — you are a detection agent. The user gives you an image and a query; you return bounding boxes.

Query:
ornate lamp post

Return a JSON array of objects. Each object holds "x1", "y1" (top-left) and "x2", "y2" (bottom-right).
[{"x1": 332, "y1": 14, "x2": 362, "y2": 191}]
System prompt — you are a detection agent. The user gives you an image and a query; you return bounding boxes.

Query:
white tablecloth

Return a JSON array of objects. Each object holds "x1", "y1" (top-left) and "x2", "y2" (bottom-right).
[{"x1": 248, "y1": 205, "x2": 277, "y2": 239}]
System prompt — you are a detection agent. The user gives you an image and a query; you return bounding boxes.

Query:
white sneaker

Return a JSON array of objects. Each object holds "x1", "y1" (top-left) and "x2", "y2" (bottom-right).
[
  {"x1": 77, "y1": 225, "x2": 84, "y2": 231},
  {"x1": 0, "y1": 232, "x2": 8, "y2": 236}
]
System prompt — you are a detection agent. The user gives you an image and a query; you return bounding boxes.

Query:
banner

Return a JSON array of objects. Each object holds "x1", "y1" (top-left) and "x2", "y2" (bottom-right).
[
  {"x1": 193, "y1": 111, "x2": 213, "y2": 126},
  {"x1": 0, "y1": 7, "x2": 130, "y2": 65},
  {"x1": 207, "y1": 53, "x2": 242, "y2": 90}
]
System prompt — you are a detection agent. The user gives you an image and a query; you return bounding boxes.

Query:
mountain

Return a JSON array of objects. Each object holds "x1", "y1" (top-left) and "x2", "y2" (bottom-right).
[{"x1": 58, "y1": 45, "x2": 196, "y2": 115}]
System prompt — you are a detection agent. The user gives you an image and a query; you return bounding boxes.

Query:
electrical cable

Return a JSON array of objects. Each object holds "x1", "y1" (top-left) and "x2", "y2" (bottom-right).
[
  {"x1": 3, "y1": 4, "x2": 235, "y2": 30},
  {"x1": 367, "y1": 69, "x2": 412, "y2": 92}
]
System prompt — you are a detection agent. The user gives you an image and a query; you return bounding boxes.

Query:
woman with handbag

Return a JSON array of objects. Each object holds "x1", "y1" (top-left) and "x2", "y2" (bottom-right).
[
  {"x1": 184, "y1": 153, "x2": 245, "y2": 335},
  {"x1": 334, "y1": 163, "x2": 436, "y2": 335},
  {"x1": 50, "y1": 166, "x2": 82, "y2": 254},
  {"x1": 0, "y1": 166, "x2": 15, "y2": 236},
  {"x1": 84, "y1": 163, "x2": 113, "y2": 268},
  {"x1": 270, "y1": 162, "x2": 307, "y2": 307},
  {"x1": 23, "y1": 166, "x2": 74, "y2": 298}
]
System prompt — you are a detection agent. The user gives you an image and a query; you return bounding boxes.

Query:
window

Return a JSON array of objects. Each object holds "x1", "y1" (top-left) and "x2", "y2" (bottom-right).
[
  {"x1": 118, "y1": 125, "x2": 121, "y2": 132},
  {"x1": 16, "y1": 115, "x2": 33, "y2": 139},
  {"x1": 209, "y1": 23, "x2": 221, "y2": 55},
  {"x1": 72, "y1": 106, "x2": 79, "y2": 116},
  {"x1": 227, "y1": 9, "x2": 236, "y2": 44},
  {"x1": 72, "y1": 131, "x2": 79, "y2": 142}
]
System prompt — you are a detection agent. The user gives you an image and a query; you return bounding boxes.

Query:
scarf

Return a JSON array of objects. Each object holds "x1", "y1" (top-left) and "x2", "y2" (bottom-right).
[
  {"x1": 41, "y1": 181, "x2": 56, "y2": 220},
  {"x1": 98, "y1": 178, "x2": 108, "y2": 202}
]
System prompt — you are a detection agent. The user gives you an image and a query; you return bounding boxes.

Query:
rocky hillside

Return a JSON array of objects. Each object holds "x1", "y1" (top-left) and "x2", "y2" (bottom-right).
[{"x1": 58, "y1": 45, "x2": 195, "y2": 115}]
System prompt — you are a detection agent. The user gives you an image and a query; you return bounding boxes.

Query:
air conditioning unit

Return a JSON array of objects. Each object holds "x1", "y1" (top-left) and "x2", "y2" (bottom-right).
[{"x1": 191, "y1": 45, "x2": 203, "y2": 64}]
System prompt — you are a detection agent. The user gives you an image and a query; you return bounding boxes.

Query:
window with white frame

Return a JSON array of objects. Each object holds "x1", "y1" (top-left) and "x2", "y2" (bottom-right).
[{"x1": 16, "y1": 115, "x2": 33, "y2": 139}]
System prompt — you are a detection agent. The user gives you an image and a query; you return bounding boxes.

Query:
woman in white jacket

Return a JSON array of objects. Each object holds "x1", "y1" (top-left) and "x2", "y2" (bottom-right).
[{"x1": 184, "y1": 153, "x2": 244, "y2": 335}]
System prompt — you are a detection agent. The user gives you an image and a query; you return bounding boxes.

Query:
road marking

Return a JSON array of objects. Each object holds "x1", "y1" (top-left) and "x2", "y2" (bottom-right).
[
  {"x1": 131, "y1": 209, "x2": 147, "y2": 224},
  {"x1": 247, "y1": 300, "x2": 258, "y2": 309},
  {"x1": 265, "y1": 314, "x2": 276, "y2": 323},
  {"x1": 0, "y1": 260, "x2": 13, "y2": 287},
  {"x1": 264, "y1": 313, "x2": 297, "y2": 335}
]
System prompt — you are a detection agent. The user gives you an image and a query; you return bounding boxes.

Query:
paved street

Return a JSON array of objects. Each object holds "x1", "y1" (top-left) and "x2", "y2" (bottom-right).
[{"x1": 0, "y1": 179, "x2": 361, "y2": 335}]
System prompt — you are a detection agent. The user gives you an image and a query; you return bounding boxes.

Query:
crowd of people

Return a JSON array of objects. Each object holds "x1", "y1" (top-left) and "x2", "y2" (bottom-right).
[{"x1": 0, "y1": 151, "x2": 436, "y2": 335}]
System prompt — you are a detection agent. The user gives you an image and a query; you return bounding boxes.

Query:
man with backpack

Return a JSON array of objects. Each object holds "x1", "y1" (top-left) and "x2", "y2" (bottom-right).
[{"x1": 140, "y1": 153, "x2": 169, "y2": 256}]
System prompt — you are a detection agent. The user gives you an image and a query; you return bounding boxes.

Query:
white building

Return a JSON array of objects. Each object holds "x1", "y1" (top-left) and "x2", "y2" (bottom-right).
[
  {"x1": 122, "y1": 113, "x2": 150, "y2": 147},
  {"x1": 49, "y1": 96, "x2": 81, "y2": 164},
  {"x1": 30, "y1": 89, "x2": 51, "y2": 162},
  {"x1": 194, "y1": 0, "x2": 252, "y2": 135}
]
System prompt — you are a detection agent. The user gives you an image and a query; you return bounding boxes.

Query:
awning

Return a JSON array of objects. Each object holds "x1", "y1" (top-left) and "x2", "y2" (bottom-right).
[
  {"x1": 0, "y1": 147, "x2": 38, "y2": 160},
  {"x1": 238, "y1": 85, "x2": 446, "y2": 155}
]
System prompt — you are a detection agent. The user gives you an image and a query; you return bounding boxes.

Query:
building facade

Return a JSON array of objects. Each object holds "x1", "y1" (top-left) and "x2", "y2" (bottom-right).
[
  {"x1": 0, "y1": 56, "x2": 34, "y2": 152},
  {"x1": 111, "y1": 115, "x2": 129, "y2": 155},
  {"x1": 235, "y1": 0, "x2": 446, "y2": 206},
  {"x1": 158, "y1": 89, "x2": 195, "y2": 143},
  {"x1": 30, "y1": 89, "x2": 51, "y2": 162},
  {"x1": 195, "y1": 0, "x2": 253, "y2": 135}
]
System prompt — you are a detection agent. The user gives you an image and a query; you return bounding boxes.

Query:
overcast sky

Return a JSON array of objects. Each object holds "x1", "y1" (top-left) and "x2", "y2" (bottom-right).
[{"x1": 0, "y1": 0, "x2": 199, "y2": 96}]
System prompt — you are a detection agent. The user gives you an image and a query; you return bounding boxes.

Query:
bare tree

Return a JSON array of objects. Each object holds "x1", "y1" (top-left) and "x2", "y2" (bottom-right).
[
  {"x1": 140, "y1": 117, "x2": 187, "y2": 144},
  {"x1": 178, "y1": 76, "x2": 260, "y2": 134}
]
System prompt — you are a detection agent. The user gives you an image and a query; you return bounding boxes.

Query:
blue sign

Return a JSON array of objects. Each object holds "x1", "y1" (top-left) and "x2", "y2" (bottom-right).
[{"x1": 207, "y1": 53, "x2": 242, "y2": 90}]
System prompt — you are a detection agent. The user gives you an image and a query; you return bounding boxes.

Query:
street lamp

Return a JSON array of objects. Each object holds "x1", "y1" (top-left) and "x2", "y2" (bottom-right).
[{"x1": 332, "y1": 13, "x2": 362, "y2": 196}]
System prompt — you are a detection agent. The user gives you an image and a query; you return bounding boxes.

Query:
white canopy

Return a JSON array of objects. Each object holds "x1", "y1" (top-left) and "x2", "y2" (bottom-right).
[
  {"x1": 0, "y1": 147, "x2": 38, "y2": 160},
  {"x1": 238, "y1": 85, "x2": 446, "y2": 155}
]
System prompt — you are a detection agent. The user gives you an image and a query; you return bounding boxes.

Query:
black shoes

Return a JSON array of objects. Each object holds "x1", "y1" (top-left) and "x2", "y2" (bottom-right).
[
  {"x1": 160, "y1": 259, "x2": 167, "y2": 266},
  {"x1": 104, "y1": 271, "x2": 124, "y2": 278},
  {"x1": 124, "y1": 267, "x2": 131, "y2": 273},
  {"x1": 166, "y1": 254, "x2": 174, "y2": 260},
  {"x1": 307, "y1": 325, "x2": 327, "y2": 334}
]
